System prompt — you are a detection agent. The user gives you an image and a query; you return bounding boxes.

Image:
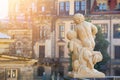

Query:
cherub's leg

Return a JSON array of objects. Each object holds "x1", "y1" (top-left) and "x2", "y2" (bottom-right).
[
  {"x1": 72, "y1": 60, "x2": 79, "y2": 73},
  {"x1": 83, "y1": 50, "x2": 94, "y2": 69},
  {"x1": 92, "y1": 51, "x2": 103, "y2": 65}
]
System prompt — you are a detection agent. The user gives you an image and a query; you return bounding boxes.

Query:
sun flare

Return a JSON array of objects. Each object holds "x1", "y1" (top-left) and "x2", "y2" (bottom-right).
[{"x1": 0, "y1": 0, "x2": 8, "y2": 19}]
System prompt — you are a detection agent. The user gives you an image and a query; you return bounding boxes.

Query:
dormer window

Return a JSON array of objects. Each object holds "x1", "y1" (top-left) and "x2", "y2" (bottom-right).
[
  {"x1": 103, "y1": 3, "x2": 107, "y2": 10},
  {"x1": 99, "y1": 3, "x2": 103, "y2": 10},
  {"x1": 98, "y1": 3, "x2": 107, "y2": 11},
  {"x1": 95, "y1": 0, "x2": 108, "y2": 11},
  {"x1": 118, "y1": 3, "x2": 120, "y2": 9}
]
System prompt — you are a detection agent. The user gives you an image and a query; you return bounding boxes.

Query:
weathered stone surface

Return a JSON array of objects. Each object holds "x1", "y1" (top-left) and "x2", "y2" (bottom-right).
[{"x1": 67, "y1": 13, "x2": 105, "y2": 78}]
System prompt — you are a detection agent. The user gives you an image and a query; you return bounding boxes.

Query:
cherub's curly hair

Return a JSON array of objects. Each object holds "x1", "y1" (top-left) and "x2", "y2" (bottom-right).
[
  {"x1": 66, "y1": 30, "x2": 77, "y2": 40},
  {"x1": 73, "y1": 13, "x2": 85, "y2": 23}
]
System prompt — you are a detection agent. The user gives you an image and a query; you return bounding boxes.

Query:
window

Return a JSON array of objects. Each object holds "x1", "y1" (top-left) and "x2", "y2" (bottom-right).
[
  {"x1": 74, "y1": 1, "x2": 80, "y2": 12},
  {"x1": 116, "y1": 2, "x2": 120, "y2": 10},
  {"x1": 59, "y1": 1, "x2": 70, "y2": 15},
  {"x1": 99, "y1": 3, "x2": 103, "y2": 10},
  {"x1": 59, "y1": 25, "x2": 65, "y2": 39},
  {"x1": 66, "y1": 1, "x2": 70, "y2": 12},
  {"x1": 113, "y1": 24, "x2": 120, "y2": 38},
  {"x1": 101, "y1": 24, "x2": 108, "y2": 38},
  {"x1": 74, "y1": 0, "x2": 86, "y2": 13},
  {"x1": 115, "y1": 46, "x2": 120, "y2": 59},
  {"x1": 118, "y1": 3, "x2": 120, "y2": 9},
  {"x1": 7, "y1": 70, "x2": 11, "y2": 78},
  {"x1": 16, "y1": 49, "x2": 22, "y2": 54},
  {"x1": 102, "y1": 3, "x2": 107, "y2": 10},
  {"x1": 59, "y1": 2, "x2": 64, "y2": 12},
  {"x1": 6, "y1": 69, "x2": 17, "y2": 79},
  {"x1": 114, "y1": 69, "x2": 120, "y2": 76},
  {"x1": 71, "y1": 23, "x2": 75, "y2": 30},
  {"x1": 95, "y1": 24, "x2": 108, "y2": 38},
  {"x1": 81, "y1": 1, "x2": 86, "y2": 11},
  {"x1": 39, "y1": 46, "x2": 45, "y2": 58},
  {"x1": 39, "y1": 26, "x2": 47, "y2": 39},
  {"x1": 98, "y1": 3, "x2": 107, "y2": 11},
  {"x1": 37, "y1": 66, "x2": 45, "y2": 76},
  {"x1": 59, "y1": 46, "x2": 64, "y2": 58}
]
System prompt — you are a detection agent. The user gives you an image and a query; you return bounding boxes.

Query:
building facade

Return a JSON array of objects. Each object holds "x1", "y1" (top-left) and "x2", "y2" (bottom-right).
[
  {"x1": 55, "y1": 0, "x2": 120, "y2": 76},
  {"x1": 1, "y1": 0, "x2": 120, "y2": 77},
  {"x1": 6, "y1": 0, "x2": 33, "y2": 58},
  {"x1": 7, "y1": 29, "x2": 32, "y2": 58},
  {"x1": 0, "y1": 55, "x2": 37, "y2": 80},
  {"x1": 90, "y1": 0, "x2": 120, "y2": 76},
  {"x1": 8, "y1": 0, "x2": 57, "y2": 78},
  {"x1": 21, "y1": 0, "x2": 120, "y2": 76},
  {"x1": 32, "y1": 0, "x2": 56, "y2": 60}
]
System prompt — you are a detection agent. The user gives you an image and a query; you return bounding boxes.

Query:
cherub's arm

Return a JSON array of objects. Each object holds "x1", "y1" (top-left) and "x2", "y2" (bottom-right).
[{"x1": 91, "y1": 24, "x2": 98, "y2": 39}]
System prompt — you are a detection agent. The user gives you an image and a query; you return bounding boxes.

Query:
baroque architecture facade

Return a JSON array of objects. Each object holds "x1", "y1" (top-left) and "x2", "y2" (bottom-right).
[
  {"x1": 0, "y1": 55, "x2": 37, "y2": 80},
  {"x1": 90, "y1": 0, "x2": 120, "y2": 76},
  {"x1": 1, "y1": 0, "x2": 120, "y2": 79},
  {"x1": 7, "y1": 29, "x2": 32, "y2": 58},
  {"x1": 55, "y1": 0, "x2": 120, "y2": 76},
  {"x1": 0, "y1": 1, "x2": 37, "y2": 79}
]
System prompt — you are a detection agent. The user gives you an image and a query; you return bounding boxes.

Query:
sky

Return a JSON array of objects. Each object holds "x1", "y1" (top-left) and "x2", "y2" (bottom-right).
[{"x1": 0, "y1": 0, "x2": 8, "y2": 19}]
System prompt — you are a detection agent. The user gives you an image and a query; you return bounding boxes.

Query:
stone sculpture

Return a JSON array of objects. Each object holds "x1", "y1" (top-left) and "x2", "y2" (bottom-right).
[{"x1": 67, "y1": 13, "x2": 105, "y2": 78}]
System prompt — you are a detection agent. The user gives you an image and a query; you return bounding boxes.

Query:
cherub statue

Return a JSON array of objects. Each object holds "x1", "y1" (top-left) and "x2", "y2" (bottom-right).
[
  {"x1": 67, "y1": 13, "x2": 105, "y2": 78},
  {"x1": 67, "y1": 31, "x2": 103, "y2": 72},
  {"x1": 73, "y1": 13, "x2": 97, "y2": 51}
]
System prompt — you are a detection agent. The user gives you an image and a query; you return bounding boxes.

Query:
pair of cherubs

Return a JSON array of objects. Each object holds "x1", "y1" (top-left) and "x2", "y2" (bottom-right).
[{"x1": 67, "y1": 30, "x2": 103, "y2": 74}]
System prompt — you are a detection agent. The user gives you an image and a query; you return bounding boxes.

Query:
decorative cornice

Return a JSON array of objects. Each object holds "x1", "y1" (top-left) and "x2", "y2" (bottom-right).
[{"x1": 87, "y1": 15, "x2": 120, "y2": 20}]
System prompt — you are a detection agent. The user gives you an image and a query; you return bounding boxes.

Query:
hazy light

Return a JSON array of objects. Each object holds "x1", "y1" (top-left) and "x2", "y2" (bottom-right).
[{"x1": 0, "y1": 0, "x2": 8, "y2": 19}]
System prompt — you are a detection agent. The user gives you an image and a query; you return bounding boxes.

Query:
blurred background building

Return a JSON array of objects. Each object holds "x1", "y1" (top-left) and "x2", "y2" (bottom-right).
[{"x1": 0, "y1": 0, "x2": 120, "y2": 79}]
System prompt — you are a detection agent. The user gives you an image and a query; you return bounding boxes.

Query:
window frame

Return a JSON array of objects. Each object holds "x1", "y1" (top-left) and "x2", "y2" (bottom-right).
[
  {"x1": 74, "y1": 1, "x2": 81, "y2": 13},
  {"x1": 59, "y1": 25, "x2": 65, "y2": 39},
  {"x1": 74, "y1": 0, "x2": 86, "y2": 13},
  {"x1": 113, "y1": 24, "x2": 120, "y2": 38},
  {"x1": 94, "y1": 23, "x2": 108, "y2": 38},
  {"x1": 59, "y1": 1, "x2": 70, "y2": 15},
  {"x1": 114, "y1": 46, "x2": 120, "y2": 59},
  {"x1": 59, "y1": 45, "x2": 65, "y2": 58},
  {"x1": 81, "y1": 0, "x2": 86, "y2": 11},
  {"x1": 59, "y1": 2, "x2": 64, "y2": 12},
  {"x1": 6, "y1": 69, "x2": 18, "y2": 79},
  {"x1": 71, "y1": 23, "x2": 75, "y2": 30},
  {"x1": 65, "y1": 1, "x2": 70, "y2": 14}
]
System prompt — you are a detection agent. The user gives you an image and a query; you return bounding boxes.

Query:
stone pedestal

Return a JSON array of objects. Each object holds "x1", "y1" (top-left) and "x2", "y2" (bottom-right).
[{"x1": 68, "y1": 70, "x2": 105, "y2": 79}]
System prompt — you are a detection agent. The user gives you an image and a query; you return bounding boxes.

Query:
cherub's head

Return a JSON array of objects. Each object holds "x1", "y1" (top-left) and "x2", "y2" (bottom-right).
[
  {"x1": 67, "y1": 30, "x2": 77, "y2": 40},
  {"x1": 73, "y1": 13, "x2": 85, "y2": 24}
]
